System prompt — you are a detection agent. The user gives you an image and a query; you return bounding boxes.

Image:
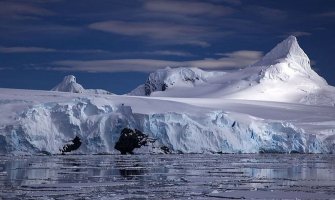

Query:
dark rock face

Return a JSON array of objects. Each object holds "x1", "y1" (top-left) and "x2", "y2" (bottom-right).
[
  {"x1": 140, "y1": 68, "x2": 203, "y2": 96},
  {"x1": 114, "y1": 128, "x2": 149, "y2": 155},
  {"x1": 144, "y1": 80, "x2": 168, "y2": 96},
  {"x1": 184, "y1": 76, "x2": 199, "y2": 83},
  {"x1": 161, "y1": 83, "x2": 168, "y2": 91},
  {"x1": 60, "y1": 136, "x2": 82, "y2": 154},
  {"x1": 160, "y1": 146, "x2": 171, "y2": 154},
  {"x1": 144, "y1": 81, "x2": 153, "y2": 96}
]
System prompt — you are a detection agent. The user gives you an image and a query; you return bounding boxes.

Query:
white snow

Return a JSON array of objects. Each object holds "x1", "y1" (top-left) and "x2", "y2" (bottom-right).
[
  {"x1": 52, "y1": 75, "x2": 85, "y2": 93},
  {"x1": 52, "y1": 75, "x2": 113, "y2": 95},
  {"x1": 130, "y1": 36, "x2": 334, "y2": 106},
  {"x1": 1, "y1": 36, "x2": 335, "y2": 155}
]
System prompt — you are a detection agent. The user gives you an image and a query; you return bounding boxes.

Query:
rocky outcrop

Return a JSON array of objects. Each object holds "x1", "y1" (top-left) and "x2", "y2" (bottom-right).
[
  {"x1": 60, "y1": 136, "x2": 82, "y2": 154},
  {"x1": 114, "y1": 128, "x2": 149, "y2": 154}
]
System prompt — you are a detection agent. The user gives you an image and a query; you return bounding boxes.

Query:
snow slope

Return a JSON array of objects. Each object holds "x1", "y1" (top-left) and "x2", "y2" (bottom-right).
[
  {"x1": 130, "y1": 36, "x2": 335, "y2": 106},
  {"x1": 52, "y1": 75, "x2": 113, "y2": 95},
  {"x1": 0, "y1": 36, "x2": 335, "y2": 155}
]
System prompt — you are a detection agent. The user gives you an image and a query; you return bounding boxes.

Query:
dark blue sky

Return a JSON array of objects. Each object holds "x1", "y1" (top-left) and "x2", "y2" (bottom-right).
[{"x1": 0, "y1": 0, "x2": 334, "y2": 94}]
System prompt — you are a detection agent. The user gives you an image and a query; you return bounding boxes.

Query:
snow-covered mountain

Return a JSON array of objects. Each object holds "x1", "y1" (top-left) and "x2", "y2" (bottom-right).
[
  {"x1": 130, "y1": 36, "x2": 335, "y2": 106},
  {"x1": 0, "y1": 36, "x2": 335, "y2": 155},
  {"x1": 52, "y1": 75, "x2": 85, "y2": 93},
  {"x1": 52, "y1": 75, "x2": 113, "y2": 95}
]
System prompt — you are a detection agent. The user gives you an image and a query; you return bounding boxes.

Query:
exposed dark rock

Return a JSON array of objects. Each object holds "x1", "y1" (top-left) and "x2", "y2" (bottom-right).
[
  {"x1": 184, "y1": 77, "x2": 196, "y2": 83},
  {"x1": 232, "y1": 121, "x2": 236, "y2": 128},
  {"x1": 114, "y1": 128, "x2": 149, "y2": 155},
  {"x1": 259, "y1": 148, "x2": 285, "y2": 154},
  {"x1": 60, "y1": 136, "x2": 82, "y2": 154},
  {"x1": 39, "y1": 150, "x2": 52, "y2": 155},
  {"x1": 161, "y1": 83, "x2": 168, "y2": 91},
  {"x1": 144, "y1": 80, "x2": 169, "y2": 95},
  {"x1": 290, "y1": 150, "x2": 301, "y2": 154},
  {"x1": 144, "y1": 81, "x2": 154, "y2": 96},
  {"x1": 160, "y1": 146, "x2": 171, "y2": 154},
  {"x1": 176, "y1": 150, "x2": 184, "y2": 154}
]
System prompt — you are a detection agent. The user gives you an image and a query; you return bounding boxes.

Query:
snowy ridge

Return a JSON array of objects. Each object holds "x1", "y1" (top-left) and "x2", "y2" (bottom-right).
[{"x1": 129, "y1": 67, "x2": 225, "y2": 96}]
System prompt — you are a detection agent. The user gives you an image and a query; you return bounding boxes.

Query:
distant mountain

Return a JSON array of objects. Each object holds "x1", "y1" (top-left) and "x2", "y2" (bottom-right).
[
  {"x1": 51, "y1": 75, "x2": 85, "y2": 93},
  {"x1": 129, "y1": 36, "x2": 335, "y2": 106},
  {"x1": 52, "y1": 75, "x2": 113, "y2": 95}
]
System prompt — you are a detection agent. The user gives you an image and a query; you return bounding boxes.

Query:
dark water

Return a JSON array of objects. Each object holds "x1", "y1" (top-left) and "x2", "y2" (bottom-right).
[{"x1": 0, "y1": 154, "x2": 335, "y2": 199}]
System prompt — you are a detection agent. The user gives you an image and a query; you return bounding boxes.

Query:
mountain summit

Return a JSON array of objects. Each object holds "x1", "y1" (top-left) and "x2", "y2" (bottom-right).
[
  {"x1": 255, "y1": 36, "x2": 326, "y2": 84},
  {"x1": 51, "y1": 75, "x2": 85, "y2": 93},
  {"x1": 254, "y1": 36, "x2": 310, "y2": 71}
]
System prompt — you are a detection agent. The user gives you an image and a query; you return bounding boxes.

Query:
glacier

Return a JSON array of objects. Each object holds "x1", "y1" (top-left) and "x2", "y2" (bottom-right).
[{"x1": 1, "y1": 36, "x2": 335, "y2": 155}]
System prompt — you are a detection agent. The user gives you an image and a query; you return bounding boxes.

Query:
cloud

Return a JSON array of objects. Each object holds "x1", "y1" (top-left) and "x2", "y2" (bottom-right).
[
  {"x1": 50, "y1": 50, "x2": 263, "y2": 73},
  {"x1": 0, "y1": 1, "x2": 82, "y2": 38},
  {"x1": 144, "y1": 50, "x2": 195, "y2": 57},
  {"x1": 63, "y1": 49, "x2": 110, "y2": 54},
  {"x1": 0, "y1": 46, "x2": 56, "y2": 53},
  {"x1": 278, "y1": 31, "x2": 312, "y2": 39},
  {"x1": 144, "y1": 0, "x2": 235, "y2": 16},
  {"x1": 183, "y1": 40, "x2": 211, "y2": 47},
  {"x1": 86, "y1": 1, "x2": 239, "y2": 48},
  {"x1": 89, "y1": 20, "x2": 212, "y2": 47},
  {"x1": 288, "y1": 31, "x2": 311, "y2": 37},
  {"x1": 189, "y1": 50, "x2": 263, "y2": 69},
  {"x1": 50, "y1": 59, "x2": 178, "y2": 73},
  {"x1": 220, "y1": 0, "x2": 242, "y2": 6},
  {"x1": 0, "y1": 46, "x2": 195, "y2": 58},
  {"x1": 317, "y1": 12, "x2": 335, "y2": 17},
  {"x1": 0, "y1": 24, "x2": 82, "y2": 37},
  {"x1": 0, "y1": 46, "x2": 110, "y2": 54},
  {"x1": 216, "y1": 50, "x2": 263, "y2": 60},
  {"x1": 247, "y1": 6, "x2": 287, "y2": 20},
  {"x1": 0, "y1": 1, "x2": 54, "y2": 19},
  {"x1": 89, "y1": 20, "x2": 201, "y2": 38}
]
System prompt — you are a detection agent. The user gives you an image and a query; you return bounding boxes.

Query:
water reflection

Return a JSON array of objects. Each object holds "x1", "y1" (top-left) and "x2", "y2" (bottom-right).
[
  {"x1": 0, "y1": 154, "x2": 334, "y2": 199},
  {"x1": 119, "y1": 164, "x2": 144, "y2": 178}
]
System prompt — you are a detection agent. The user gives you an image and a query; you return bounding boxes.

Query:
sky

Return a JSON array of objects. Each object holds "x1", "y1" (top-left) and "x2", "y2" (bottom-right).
[{"x1": 0, "y1": 0, "x2": 334, "y2": 94}]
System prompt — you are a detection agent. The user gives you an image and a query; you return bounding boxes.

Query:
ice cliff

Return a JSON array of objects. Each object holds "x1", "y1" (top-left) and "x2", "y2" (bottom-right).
[{"x1": 0, "y1": 95, "x2": 332, "y2": 155}]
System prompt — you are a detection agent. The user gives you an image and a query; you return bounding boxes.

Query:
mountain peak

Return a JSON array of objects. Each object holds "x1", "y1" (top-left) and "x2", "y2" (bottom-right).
[
  {"x1": 254, "y1": 36, "x2": 311, "y2": 70},
  {"x1": 51, "y1": 75, "x2": 85, "y2": 93},
  {"x1": 63, "y1": 75, "x2": 77, "y2": 84}
]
